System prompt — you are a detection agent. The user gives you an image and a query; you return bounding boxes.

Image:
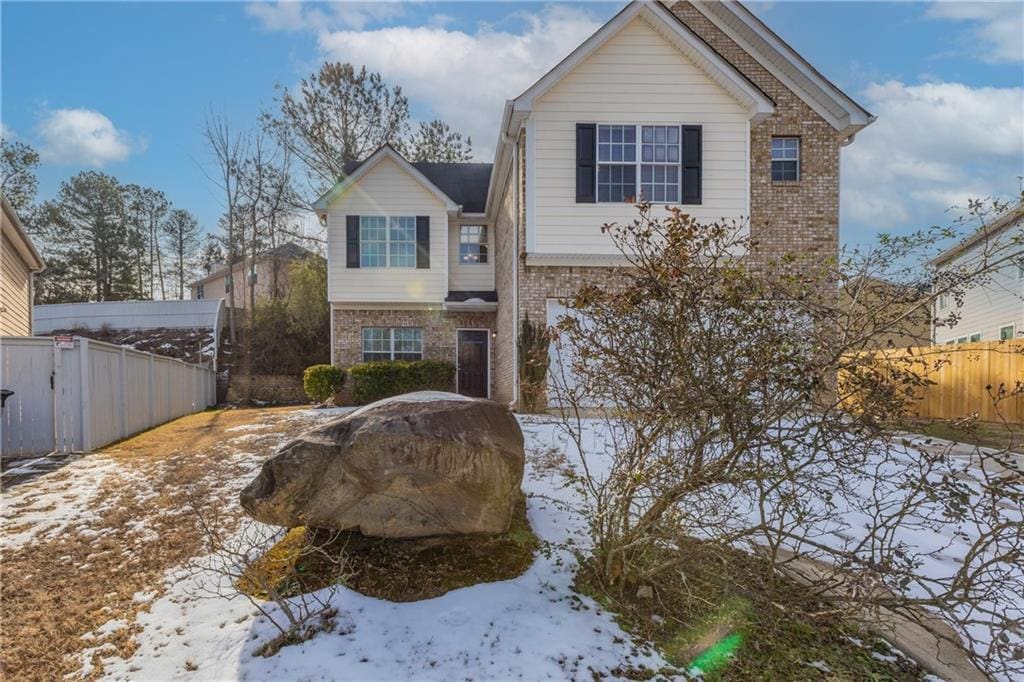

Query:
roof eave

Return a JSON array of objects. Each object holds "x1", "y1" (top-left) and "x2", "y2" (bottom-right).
[{"x1": 1, "y1": 192, "x2": 46, "y2": 272}]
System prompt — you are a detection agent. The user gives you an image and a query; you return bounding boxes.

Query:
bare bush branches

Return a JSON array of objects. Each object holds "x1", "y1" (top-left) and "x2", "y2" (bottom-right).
[{"x1": 550, "y1": 200, "x2": 1023, "y2": 677}]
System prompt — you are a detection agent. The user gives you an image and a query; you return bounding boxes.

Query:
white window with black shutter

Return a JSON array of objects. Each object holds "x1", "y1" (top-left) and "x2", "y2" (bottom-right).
[
  {"x1": 576, "y1": 123, "x2": 701, "y2": 205},
  {"x1": 346, "y1": 215, "x2": 430, "y2": 269}
]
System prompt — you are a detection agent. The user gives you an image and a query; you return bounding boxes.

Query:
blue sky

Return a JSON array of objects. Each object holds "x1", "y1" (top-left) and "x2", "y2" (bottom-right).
[{"x1": 2, "y1": 1, "x2": 1022, "y2": 247}]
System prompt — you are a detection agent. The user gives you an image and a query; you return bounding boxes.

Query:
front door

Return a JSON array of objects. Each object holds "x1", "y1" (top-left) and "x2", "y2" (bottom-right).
[{"x1": 457, "y1": 330, "x2": 489, "y2": 398}]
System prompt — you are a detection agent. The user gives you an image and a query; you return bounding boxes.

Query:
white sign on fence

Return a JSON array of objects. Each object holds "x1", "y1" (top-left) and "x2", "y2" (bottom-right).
[{"x1": 53, "y1": 335, "x2": 74, "y2": 349}]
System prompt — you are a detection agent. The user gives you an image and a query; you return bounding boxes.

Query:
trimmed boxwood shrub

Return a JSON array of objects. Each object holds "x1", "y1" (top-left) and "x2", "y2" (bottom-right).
[
  {"x1": 303, "y1": 364, "x2": 346, "y2": 403},
  {"x1": 349, "y1": 359, "x2": 455, "y2": 405}
]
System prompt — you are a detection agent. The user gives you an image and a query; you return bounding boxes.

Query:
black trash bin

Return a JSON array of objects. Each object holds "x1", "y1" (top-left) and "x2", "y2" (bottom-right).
[{"x1": 0, "y1": 389, "x2": 12, "y2": 409}]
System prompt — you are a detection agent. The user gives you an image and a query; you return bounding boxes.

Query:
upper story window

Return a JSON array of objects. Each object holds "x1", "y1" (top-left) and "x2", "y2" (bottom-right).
[
  {"x1": 771, "y1": 137, "x2": 800, "y2": 181},
  {"x1": 362, "y1": 327, "x2": 423, "y2": 362},
  {"x1": 195, "y1": 284, "x2": 204, "y2": 300},
  {"x1": 937, "y1": 292, "x2": 949, "y2": 310},
  {"x1": 360, "y1": 216, "x2": 416, "y2": 268},
  {"x1": 459, "y1": 225, "x2": 488, "y2": 264},
  {"x1": 583, "y1": 123, "x2": 700, "y2": 205},
  {"x1": 999, "y1": 324, "x2": 1016, "y2": 341}
]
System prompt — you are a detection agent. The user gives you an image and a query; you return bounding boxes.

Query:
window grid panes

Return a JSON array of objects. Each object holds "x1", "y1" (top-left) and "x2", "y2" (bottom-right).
[
  {"x1": 360, "y1": 216, "x2": 416, "y2": 268},
  {"x1": 597, "y1": 125, "x2": 637, "y2": 202},
  {"x1": 771, "y1": 137, "x2": 800, "y2": 181},
  {"x1": 359, "y1": 216, "x2": 388, "y2": 267},
  {"x1": 640, "y1": 125, "x2": 680, "y2": 203},
  {"x1": 459, "y1": 225, "x2": 488, "y2": 264},
  {"x1": 597, "y1": 124, "x2": 686, "y2": 203},
  {"x1": 361, "y1": 327, "x2": 423, "y2": 362}
]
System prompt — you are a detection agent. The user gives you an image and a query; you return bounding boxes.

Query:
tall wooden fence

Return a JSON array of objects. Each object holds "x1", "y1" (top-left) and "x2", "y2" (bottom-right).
[
  {"x1": 1, "y1": 335, "x2": 216, "y2": 457},
  {"x1": 843, "y1": 340, "x2": 1024, "y2": 423}
]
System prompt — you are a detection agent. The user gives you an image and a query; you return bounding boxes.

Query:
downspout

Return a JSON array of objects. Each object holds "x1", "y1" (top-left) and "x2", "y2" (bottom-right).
[{"x1": 510, "y1": 129, "x2": 521, "y2": 409}]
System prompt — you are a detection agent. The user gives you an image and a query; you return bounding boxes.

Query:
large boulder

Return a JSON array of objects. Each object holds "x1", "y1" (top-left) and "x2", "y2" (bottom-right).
[{"x1": 240, "y1": 392, "x2": 525, "y2": 538}]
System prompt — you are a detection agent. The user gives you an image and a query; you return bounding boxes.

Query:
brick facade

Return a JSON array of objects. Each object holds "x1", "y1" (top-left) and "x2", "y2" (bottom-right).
[
  {"x1": 332, "y1": 307, "x2": 497, "y2": 396},
  {"x1": 487, "y1": 1, "x2": 845, "y2": 407},
  {"x1": 668, "y1": 1, "x2": 841, "y2": 263}
]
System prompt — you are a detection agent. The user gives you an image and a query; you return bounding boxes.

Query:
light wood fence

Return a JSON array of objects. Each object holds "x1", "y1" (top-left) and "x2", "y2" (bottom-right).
[{"x1": 843, "y1": 340, "x2": 1024, "y2": 423}]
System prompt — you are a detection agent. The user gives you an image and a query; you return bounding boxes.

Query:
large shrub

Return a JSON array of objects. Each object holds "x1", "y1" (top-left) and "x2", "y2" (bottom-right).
[
  {"x1": 303, "y1": 364, "x2": 346, "y2": 403},
  {"x1": 349, "y1": 359, "x2": 454, "y2": 405}
]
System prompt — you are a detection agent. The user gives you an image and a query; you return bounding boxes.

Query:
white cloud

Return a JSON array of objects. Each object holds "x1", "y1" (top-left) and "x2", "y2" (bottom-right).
[
  {"x1": 926, "y1": 1, "x2": 1023, "y2": 64},
  {"x1": 0, "y1": 122, "x2": 14, "y2": 140},
  {"x1": 314, "y1": 5, "x2": 604, "y2": 159},
  {"x1": 841, "y1": 80, "x2": 1023, "y2": 232},
  {"x1": 36, "y1": 108, "x2": 140, "y2": 166},
  {"x1": 246, "y1": 1, "x2": 405, "y2": 33}
]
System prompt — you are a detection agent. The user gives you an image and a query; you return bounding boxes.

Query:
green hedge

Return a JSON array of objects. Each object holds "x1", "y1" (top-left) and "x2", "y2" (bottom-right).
[
  {"x1": 303, "y1": 364, "x2": 346, "y2": 403},
  {"x1": 349, "y1": 359, "x2": 455, "y2": 405}
]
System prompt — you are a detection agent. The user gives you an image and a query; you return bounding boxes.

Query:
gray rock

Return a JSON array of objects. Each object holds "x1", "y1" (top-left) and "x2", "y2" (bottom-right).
[{"x1": 240, "y1": 392, "x2": 525, "y2": 538}]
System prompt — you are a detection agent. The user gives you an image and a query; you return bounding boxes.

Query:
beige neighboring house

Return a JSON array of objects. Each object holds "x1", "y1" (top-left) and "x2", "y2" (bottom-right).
[
  {"x1": 315, "y1": 0, "x2": 875, "y2": 404},
  {"x1": 189, "y1": 242, "x2": 320, "y2": 309},
  {"x1": 931, "y1": 200, "x2": 1024, "y2": 345},
  {"x1": 1, "y1": 192, "x2": 46, "y2": 336}
]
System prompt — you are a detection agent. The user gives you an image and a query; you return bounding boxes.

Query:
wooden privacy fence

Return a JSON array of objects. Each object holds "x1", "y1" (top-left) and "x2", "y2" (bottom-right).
[
  {"x1": 842, "y1": 340, "x2": 1024, "y2": 423},
  {"x1": 0, "y1": 335, "x2": 216, "y2": 457}
]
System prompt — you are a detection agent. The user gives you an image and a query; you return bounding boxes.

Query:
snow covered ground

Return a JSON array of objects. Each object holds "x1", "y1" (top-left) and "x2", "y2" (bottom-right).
[
  {"x1": 3, "y1": 407, "x2": 1017, "y2": 680},
  {"x1": 97, "y1": 412, "x2": 667, "y2": 680}
]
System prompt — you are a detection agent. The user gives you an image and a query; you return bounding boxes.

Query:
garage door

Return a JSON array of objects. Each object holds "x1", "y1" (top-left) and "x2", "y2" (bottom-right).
[{"x1": 545, "y1": 299, "x2": 599, "y2": 407}]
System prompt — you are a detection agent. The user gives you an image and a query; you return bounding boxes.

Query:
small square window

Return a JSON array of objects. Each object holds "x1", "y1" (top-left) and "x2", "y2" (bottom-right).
[
  {"x1": 459, "y1": 225, "x2": 488, "y2": 264},
  {"x1": 956, "y1": 336, "x2": 968, "y2": 344},
  {"x1": 999, "y1": 325, "x2": 1015, "y2": 341},
  {"x1": 969, "y1": 333, "x2": 982, "y2": 343},
  {"x1": 771, "y1": 137, "x2": 800, "y2": 182}
]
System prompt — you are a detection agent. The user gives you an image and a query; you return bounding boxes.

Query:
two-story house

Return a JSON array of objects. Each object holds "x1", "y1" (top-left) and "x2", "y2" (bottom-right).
[
  {"x1": 189, "y1": 242, "x2": 321, "y2": 309},
  {"x1": 315, "y1": 0, "x2": 874, "y2": 405},
  {"x1": 931, "y1": 200, "x2": 1024, "y2": 345}
]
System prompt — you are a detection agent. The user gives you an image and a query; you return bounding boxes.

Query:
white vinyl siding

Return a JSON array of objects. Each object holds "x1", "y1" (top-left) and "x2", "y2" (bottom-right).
[
  {"x1": 933, "y1": 226, "x2": 1024, "y2": 343},
  {"x1": 448, "y1": 218, "x2": 495, "y2": 292},
  {"x1": 529, "y1": 16, "x2": 749, "y2": 256},
  {"x1": 1, "y1": 230, "x2": 32, "y2": 336},
  {"x1": 326, "y1": 156, "x2": 447, "y2": 303}
]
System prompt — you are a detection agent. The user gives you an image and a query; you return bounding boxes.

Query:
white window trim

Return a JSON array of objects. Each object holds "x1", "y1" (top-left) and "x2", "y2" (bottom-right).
[
  {"x1": 937, "y1": 292, "x2": 950, "y2": 310},
  {"x1": 595, "y1": 123, "x2": 687, "y2": 205},
  {"x1": 770, "y1": 136, "x2": 800, "y2": 182},
  {"x1": 998, "y1": 323, "x2": 1016, "y2": 341},
  {"x1": 361, "y1": 327, "x2": 423, "y2": 362},
  {"x1": 968, "y1": 332, "x2": 982, "y2": 343},
  {"x1": 458, "y1": 225, "x2": 488, "y2": 265},
  {"x1": 360, "y1": 215, "x2": 417, "y2": 269}
]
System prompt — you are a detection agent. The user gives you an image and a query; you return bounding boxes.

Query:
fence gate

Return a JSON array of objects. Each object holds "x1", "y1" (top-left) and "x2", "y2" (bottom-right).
[{"x1": 1, "y1": 336, "x2": 216, "y2": 457}]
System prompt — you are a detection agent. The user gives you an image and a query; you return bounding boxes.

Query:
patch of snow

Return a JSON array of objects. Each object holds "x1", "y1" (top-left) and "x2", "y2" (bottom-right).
[
  {"x1": 101, "y1": 414, "x2": 668, "y2": 680},
  {"x1": 805, "y1": 660, "x2": 833, "y2": 673},
  {"x1": 224, "y1": 423, "x2": 274, "y2": 433}
]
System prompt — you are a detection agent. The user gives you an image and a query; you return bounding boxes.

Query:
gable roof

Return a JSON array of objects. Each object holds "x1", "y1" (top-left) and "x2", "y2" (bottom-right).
[
  {"x1": 313, "y1": 145, "x2": 468, "y2": 215},
  {"x1": 687, "y1": 1, "x2": 873, "y2": 137},
  {"x1": 511, "y1": 1, "x2": 776, "y2": 123},
  {"x1": 485, "y1": 1, "x2": 877, "y2": 217},
  {"x1": 340, "y1": 160, "x2": 493, "y2": 214},
  {"x1": 930, "y1": 200, "x2": 1024, "y2": 267}
]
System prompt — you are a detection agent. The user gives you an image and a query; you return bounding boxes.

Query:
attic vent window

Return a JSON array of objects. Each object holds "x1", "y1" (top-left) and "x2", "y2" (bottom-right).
[{"x1": 771, "y1": 137, "x2": 800, "y2": 181}]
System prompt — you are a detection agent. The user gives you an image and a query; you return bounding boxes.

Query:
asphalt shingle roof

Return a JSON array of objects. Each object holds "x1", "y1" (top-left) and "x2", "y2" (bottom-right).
[{"x1": 342, "y1": 160, "x2": 493, "y2": 214}]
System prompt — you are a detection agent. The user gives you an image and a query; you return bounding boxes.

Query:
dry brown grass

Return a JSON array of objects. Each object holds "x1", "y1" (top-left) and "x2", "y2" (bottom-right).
[{"x1": 0, "y1": 406, "x2": 314, "y2": 681}]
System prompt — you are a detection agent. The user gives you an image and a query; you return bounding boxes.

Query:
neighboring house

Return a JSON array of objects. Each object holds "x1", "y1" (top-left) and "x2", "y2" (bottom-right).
[
  {"x1": 188, "y1": 242, "x2": 321, "y2": 309},
  {"x1": 315, "y1": 0, "x2": 874, "y2": 404},
  {"x1": 1, "y1": 192, "x2": 46, "y2": 336},
  {"x1": 930, "y1": 200, "x2": 1024, "y2": 345},
  {"x1": 839, "y1": 276, "x2": 932, "y2": 350}
]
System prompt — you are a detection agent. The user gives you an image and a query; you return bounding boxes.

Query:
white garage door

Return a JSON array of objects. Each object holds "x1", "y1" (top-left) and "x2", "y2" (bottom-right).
[{"x1": 545, "y1": 298, "x2": 597, "y2": 407}]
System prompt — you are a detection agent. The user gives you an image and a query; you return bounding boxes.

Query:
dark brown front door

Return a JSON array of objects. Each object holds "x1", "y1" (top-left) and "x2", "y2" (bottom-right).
[{"x1": 457, "y1": 330, "x2": 489, "y2": 398}]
